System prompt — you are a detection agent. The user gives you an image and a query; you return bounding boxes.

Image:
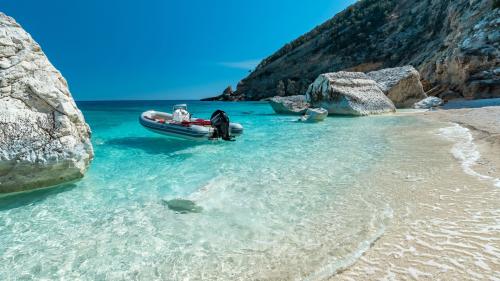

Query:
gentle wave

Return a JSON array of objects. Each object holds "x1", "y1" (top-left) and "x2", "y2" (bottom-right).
[
  {"x1": 303, "y1": 205, "x2": 394, "y2": 281},
  {"x1": 438, "y1": 123, "x2": 500, "y2": 188}
]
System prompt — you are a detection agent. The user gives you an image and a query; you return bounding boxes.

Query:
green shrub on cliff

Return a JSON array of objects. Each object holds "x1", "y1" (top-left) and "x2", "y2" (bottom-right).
[{"x1": 256, "y1": 0, "x2": 398, "y2": 69}]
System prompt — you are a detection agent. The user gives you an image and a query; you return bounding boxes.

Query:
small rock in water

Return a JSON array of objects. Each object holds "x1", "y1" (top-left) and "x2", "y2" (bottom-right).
[
  {"x1": 269, "y1": 95, "x2": 310, "y2": 115},
  {"x1": 163, "y1": 199, "x2": 203, "y2": 214},
  {"x1": 413, "y1": 96, "x2": 444, "y2": 109},
  {"x1": 300, "y1": 107, "x2": 328, "y2": 122}
]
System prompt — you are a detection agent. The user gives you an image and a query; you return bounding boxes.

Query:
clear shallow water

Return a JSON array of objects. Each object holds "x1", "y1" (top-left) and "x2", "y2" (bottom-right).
[{"x1": 1, "y1": 101, "x2": 425, "y2": 280}]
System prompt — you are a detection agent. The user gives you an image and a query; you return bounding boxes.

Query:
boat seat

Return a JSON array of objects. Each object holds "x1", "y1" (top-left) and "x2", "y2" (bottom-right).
[{"x1": 173, "y1": 109, "x2": 190, "y2": 122}]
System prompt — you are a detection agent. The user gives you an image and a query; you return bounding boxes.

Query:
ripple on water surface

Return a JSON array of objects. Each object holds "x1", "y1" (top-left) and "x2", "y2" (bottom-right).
[{"x1": 0, "y1": 101, "x2": 430, "y2": 280}]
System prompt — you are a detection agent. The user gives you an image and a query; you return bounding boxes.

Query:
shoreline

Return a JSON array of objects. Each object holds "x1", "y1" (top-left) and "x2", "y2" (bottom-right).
[
  {"x1": 331, "y1": 106, "x2": 500, "y2": 280},
  {"x1": 422, "y1": 106, "x2": 500, "y2": 187},
  {"x1": 2, "y1": 101, "x2": 500, "y2": 279}
]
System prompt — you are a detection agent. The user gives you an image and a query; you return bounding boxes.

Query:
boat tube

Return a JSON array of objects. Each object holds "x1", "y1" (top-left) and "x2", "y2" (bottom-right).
[{"x1": 139, "y1": 104, "x2": 243, "y2": 141}]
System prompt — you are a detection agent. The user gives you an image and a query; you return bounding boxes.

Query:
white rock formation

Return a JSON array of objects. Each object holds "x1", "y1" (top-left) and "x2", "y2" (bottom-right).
[
  {"x1": 269, "y1": 95, "x2": 309, "y2": 115},
  {"x1": 300, "y1": 108, "x2": 328, "y2": 122},
  {"x1": 0, "y1": 13, "x2": 93, "y2": 193},
  {"x1": 367, "y1": 66, "x2": 427, "y2": 108},
  {"x1": 305, "y1": 72, "x2": 396, "y2": 116},
  {"x1": 413, "y1": 96, "x2": 444, "y2": 109}
]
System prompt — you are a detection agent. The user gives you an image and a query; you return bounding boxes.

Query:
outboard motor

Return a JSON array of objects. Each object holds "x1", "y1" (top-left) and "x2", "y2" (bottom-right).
[{"x1": 210, "y1": 110, "x2": 232, "y2": 141}]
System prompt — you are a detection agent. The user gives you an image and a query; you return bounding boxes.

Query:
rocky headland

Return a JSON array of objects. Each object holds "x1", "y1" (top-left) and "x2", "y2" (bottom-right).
[
  {"x1": 0, "y1": 13, "x2": 93, "y2": 193},
  {"x1": 205, "y1": 0, "x2": 499, "y2": 102}
]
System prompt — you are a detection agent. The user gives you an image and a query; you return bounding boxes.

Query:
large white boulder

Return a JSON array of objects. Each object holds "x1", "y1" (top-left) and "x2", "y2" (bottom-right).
[
  {"x1": 269, "y1": 95, "x2": 309, "y2": 115},
  {"x1": 0, "y1": 13, "x2": 94, "y2": 193},
  {"x1": 367, "y1": 66, "x2": 427, "y2": 108},
  {"x1": 305, "y1": 72, "x2": 396, "y2": 116}
]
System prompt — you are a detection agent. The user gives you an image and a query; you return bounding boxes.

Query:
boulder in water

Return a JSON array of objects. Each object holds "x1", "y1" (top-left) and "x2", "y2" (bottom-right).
[
  {"x1": 268, "y1": 95, "x2": 309, "y2": 115},
  {"x1": 305, "y1": 72, "x2": 396, "y2": 116},
  {"x1": 0, "y1": 13, "x2": 93, "y2": 193},
  {"x1": 367, "y1": 66, "x2": 427, "y2": 108}
]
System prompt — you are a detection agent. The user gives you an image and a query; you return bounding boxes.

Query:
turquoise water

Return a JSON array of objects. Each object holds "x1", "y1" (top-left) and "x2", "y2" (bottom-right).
[
  {"x1": 442, "y1": 97, "x2": 500, "y2": 109},
  {"x1": 0, "y1": 101, "x2": 421, "y2": 280}
]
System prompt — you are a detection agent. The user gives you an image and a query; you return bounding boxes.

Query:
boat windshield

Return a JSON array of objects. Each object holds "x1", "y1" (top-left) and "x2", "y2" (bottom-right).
[{"x1": 173, "y1": 104, "x2": 188, "y2": 111}]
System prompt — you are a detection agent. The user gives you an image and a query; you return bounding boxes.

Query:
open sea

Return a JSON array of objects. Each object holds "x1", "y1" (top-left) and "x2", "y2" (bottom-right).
[{"x1": 1, "y1": 100, "x2": 497, "y2": 280}]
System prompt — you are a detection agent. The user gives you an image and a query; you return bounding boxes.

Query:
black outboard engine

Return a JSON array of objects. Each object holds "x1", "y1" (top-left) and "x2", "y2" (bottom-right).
[{"x1": 210, "y1": 110, "x2": 232, "y2": 141}]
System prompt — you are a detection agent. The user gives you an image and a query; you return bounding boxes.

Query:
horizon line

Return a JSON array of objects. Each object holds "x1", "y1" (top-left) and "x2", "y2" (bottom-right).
[{"x1": 75, "y1": 98, "x2": 204, "y2": 102}]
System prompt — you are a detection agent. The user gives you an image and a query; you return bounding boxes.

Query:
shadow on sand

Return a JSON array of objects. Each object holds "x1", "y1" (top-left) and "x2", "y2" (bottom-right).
[
  {"x1": 106, "y1": 137, "x2": 206, "y2": 155},
  {"x1": 0, "y1": 183, "x2": 78, "y2": 211}
]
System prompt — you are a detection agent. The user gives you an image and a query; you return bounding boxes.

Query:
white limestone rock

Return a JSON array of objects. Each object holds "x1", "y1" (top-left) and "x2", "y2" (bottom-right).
[
  {"x1": 0, "y1": 13, "x2": 94, "y2": 193},
  {"x1": 305, "y1": 72, "x2": 396, "y2": 116},
  {"x1": 269, "y1": 95, "x2": 309, "y2": 115},
  {"x1": 413, "y1": 96, "x2": 444, "y2": 109},
  {"x1": 367, "y1": 65, "x2": 427, "y2": 108},
  {"x1": 300, "y1": 108, "x2": 328, "y2": 122}
]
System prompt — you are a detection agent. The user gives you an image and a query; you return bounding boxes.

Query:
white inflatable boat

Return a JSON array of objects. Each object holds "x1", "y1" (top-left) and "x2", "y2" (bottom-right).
[{"x1": 139, "y1": 104, "x2": 243, "y2": 141}]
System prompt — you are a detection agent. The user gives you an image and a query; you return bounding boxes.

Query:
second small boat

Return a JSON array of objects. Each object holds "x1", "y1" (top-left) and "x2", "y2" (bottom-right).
[{"x1": 139, "y1": 104, "x2": 243, "y2": 141}]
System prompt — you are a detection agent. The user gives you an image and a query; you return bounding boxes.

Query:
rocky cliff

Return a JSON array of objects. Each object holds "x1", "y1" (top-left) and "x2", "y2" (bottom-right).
[
  {"x1": 208, "y1": 0, "x2": 499, "y2": 101},
  {"x1": 0, "y1": 13, "x2": 93, "y2": 193}
]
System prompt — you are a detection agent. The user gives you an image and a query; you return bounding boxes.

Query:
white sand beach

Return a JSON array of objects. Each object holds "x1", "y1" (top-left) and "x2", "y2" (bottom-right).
[{"x1": 333, "y1": 106, "x2": 500, "y2": 280}]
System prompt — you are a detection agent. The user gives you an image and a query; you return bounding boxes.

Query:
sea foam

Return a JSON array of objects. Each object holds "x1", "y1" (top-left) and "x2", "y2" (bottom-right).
[{"x1": 438, "y1": 123, "x2": 500, "y2": 188}]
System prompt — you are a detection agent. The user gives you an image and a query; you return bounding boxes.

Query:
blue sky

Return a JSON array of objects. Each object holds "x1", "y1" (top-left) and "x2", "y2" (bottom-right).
[{"x1": 2, "y1": 0, "x2": 356, "y2": 100}]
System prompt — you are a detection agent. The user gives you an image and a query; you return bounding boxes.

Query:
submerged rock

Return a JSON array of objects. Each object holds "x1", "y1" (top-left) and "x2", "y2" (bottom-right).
[
  {"x1": 163, "y1": 199, "x2": 203, "y2": 214},
  {"x1": 268, "y1": 95, "x2": 309, "y2": 115},
  {"x1": 413, "y1": 96, "x2": 444, "y2": 109},
  {"x1": 305, "y1": 72, "x2": 396, "y2": 116},
  {"x1": 368, "y1": 66, "x2": 427, "y2": 108},
  {"x1": 0, "y1": 13, "x2": 93, "y2": 193}
]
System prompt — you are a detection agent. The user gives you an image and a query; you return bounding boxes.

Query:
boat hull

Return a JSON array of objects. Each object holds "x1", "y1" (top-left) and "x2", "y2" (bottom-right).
[{"x1": 139, "y1": 110, "x2": 243, "y2": 140}]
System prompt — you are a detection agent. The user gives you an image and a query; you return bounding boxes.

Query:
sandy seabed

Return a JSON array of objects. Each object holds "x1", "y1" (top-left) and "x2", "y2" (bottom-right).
[{"x1": 332, "y1": 106, "x2": 500, "y2": 281}]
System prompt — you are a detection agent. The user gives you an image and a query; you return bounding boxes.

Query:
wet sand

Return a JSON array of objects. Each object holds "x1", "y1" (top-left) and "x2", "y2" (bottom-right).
[
  {"x1": 332, "y1": 106, "x2": 500, "y2": 280},
  {"x1": 423, "y1": 106, "x2": 500, "y2": 179}
]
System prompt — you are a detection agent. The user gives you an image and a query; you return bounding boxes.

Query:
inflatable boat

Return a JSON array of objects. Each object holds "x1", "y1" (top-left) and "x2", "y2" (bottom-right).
[{"x1": 139, "y1": 104, "x2": 243, "y2": 141}]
